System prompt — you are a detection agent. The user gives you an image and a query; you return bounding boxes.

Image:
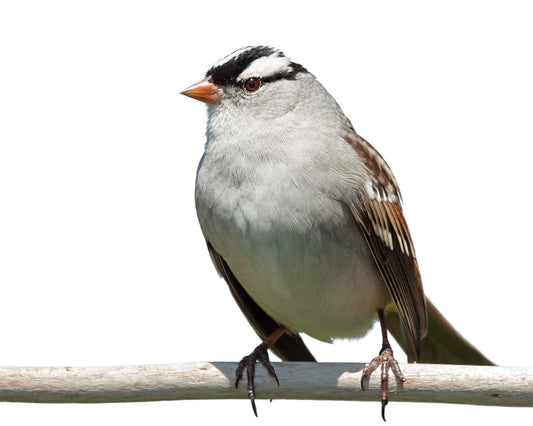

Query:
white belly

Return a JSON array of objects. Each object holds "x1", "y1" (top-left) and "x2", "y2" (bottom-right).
[{"x1": 196, "y1": 171, "x2": 390, "y2": 342}]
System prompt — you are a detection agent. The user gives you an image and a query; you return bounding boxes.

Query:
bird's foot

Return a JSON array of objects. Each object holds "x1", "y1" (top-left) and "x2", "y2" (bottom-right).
[
  {"x1": 235, "y1": 342, "x2": 279, "y2": 417},
  {"x1": 361, "y1": 344, "x2": 405, "y2": 421}
]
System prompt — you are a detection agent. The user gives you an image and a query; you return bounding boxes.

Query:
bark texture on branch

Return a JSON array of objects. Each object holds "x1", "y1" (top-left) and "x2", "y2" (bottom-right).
[{"x1": 0, "y1": 362, "x2": 530, "y2": 406}]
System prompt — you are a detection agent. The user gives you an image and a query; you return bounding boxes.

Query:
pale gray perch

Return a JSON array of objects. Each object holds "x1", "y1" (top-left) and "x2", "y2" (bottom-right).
[{"x1": 0, "y1": 362, "x2": 531, "y2": 406}]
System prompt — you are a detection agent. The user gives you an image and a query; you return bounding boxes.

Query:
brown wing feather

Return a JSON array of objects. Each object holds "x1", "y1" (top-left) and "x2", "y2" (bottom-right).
[
  {"x1": 348, "y1": 132, "x2": 427, "y2": 359},
  {"x1": 206, "y1": 241, "x2": 316, "y2": 362}
]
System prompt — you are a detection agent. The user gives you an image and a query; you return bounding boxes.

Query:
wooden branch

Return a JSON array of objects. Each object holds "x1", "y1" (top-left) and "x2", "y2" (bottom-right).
[{"x1": 0, "y1": 362, "x2": 531, "y2": 406}]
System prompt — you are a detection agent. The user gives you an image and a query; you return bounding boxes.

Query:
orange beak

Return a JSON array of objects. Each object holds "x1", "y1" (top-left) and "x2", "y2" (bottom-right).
[{"x1": 180, "y1": 76, "x2": 221, "y2": 103}]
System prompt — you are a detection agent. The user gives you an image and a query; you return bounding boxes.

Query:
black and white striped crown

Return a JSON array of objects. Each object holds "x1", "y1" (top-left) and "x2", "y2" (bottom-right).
[{"x1": 206, "y1": 46, "x2": 307, "y2": 86}]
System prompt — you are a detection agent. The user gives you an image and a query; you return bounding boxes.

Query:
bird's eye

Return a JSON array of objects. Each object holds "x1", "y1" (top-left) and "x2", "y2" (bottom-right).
[{"x1": 243, "y1": 78, "x2": 262, "y2": 93}]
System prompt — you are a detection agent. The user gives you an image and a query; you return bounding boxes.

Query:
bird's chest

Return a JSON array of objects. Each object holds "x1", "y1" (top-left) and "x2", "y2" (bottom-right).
[
  {"x1": 195, "y1": 149, "x2": 389, "y2": 341},
  {"x1": 195, "y1": 148, "x2": 341, "y2": 269}
]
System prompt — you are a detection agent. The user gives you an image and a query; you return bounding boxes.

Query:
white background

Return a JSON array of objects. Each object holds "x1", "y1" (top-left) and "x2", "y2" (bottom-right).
[{"x1": 1, "y1": 1, "x2": 532, "y2": 424}]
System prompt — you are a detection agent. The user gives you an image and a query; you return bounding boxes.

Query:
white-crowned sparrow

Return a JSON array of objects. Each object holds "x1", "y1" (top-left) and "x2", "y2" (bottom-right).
[{"x1": 181, "y1": 46, "x2": 492, "y2": 419}]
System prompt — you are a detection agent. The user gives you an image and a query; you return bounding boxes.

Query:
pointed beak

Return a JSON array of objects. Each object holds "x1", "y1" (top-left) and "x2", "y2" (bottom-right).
[{"x1": 180, "y1": 76, "x2": 221, "y2": 103}]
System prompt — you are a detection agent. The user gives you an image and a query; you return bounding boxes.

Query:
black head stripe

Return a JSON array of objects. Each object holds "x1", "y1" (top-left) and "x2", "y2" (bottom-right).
[{"x1": 207, "y1": 46, "x2": 307, "y2": 86}]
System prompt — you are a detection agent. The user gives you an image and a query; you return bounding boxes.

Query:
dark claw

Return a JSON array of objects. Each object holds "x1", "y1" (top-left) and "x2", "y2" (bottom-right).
[
  {"x1": 360, "y1": 345, "x2": 405, "y2": 422},
  {"x1": 250, "y1": 395, "x2": 258, "y2": 417},
  {"x1": 235, "y1": 342, "x2": 279, "y2": 416}
]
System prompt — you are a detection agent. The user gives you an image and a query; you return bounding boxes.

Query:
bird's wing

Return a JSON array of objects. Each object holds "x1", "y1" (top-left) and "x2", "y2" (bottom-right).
[
  {"x1": 347, "y1": 132, "x2": 427, "y2": 359},
  {"x1": 206, "y1": 241, "x2": 317, "y2": 362}
]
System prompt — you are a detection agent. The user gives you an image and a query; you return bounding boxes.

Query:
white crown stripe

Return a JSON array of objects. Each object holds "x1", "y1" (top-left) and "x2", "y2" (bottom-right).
[
  {"x1": 237, "y1": 53, "x2": 292, "y2": 81},
  {"x1": 212, "y1": 46, "x2": 255, "y2": 69}
]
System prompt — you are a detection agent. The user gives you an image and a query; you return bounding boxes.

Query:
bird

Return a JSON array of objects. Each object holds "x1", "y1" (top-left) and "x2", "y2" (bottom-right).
[{"x1": 181, "y1": 46, "x2": 493, "y2": 420}]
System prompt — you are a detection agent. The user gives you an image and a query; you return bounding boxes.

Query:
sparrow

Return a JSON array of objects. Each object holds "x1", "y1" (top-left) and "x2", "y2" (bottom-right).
[{"x1": 181, "y1": 46, "x2": 493, "y2": 420}]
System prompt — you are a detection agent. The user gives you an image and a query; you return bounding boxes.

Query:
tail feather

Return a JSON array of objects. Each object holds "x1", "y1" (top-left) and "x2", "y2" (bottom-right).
[{"x1": 385, "y1": 298, "x2": 494, "y2": 365}]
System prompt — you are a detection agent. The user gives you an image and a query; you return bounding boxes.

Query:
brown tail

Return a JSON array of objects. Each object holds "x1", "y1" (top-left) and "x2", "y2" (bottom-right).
[{"x1": 385, "y1": 298, "x2": 494, "y2": 365}]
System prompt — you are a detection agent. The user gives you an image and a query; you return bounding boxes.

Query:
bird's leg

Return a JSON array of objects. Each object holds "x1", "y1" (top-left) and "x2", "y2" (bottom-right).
[
  {"x1": 361, "y1": 309, "x2": 406, "y2": 421},
  {"x1": 235, "y1": 325, "x2": 287, "y2": 417}
]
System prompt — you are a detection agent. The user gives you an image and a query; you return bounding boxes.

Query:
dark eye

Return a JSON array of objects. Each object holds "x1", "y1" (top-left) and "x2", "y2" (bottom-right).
[{"x1": 243, "y1": 77, "x2": 262, "y2": 93}]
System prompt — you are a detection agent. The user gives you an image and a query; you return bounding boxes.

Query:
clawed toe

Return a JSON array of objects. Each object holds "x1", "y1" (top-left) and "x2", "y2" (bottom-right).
[
  {"x1": 361, "y1": 345, "x2": 405, "y2": 421},
  {"x1": 235, "y1": 342, "x2": 279, "y2": 417}
]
